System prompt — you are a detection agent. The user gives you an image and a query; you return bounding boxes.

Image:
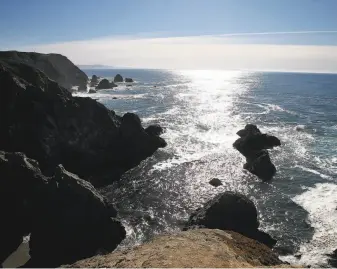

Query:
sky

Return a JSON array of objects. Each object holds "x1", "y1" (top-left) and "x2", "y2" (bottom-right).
[{"x1": 1, "y1": 0, "x2": 337, "y2": 72}]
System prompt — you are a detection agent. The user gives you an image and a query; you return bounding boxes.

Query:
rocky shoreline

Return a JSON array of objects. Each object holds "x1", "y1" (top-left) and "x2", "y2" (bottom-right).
[{"x1": 0, "y1": 51, "x2": 335, "y2": 268}]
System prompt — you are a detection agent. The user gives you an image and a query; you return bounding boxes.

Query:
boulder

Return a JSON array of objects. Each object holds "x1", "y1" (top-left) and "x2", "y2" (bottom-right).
[
  {"x1": 88, "y1": 89, "x2": 96, "y2": 94},
  {"x1": 0, "y1": 151, "x2": 126, "y2": 267},
  {"x1": 0, "y1": 60, "x2": 166, "y2": 187},
  {"x1": 91, "y1": 75, "x2": 98, "y2": 84},
  {"x1": 209, "y1": 178, "x2": 222, "y2": 187},
  {"x1": 233, "y1": 125, "x2": 281, "y2": 181},
  {"x1": 66, "y1": 229, "x2": 285, "y2": 268},
  {"x1": 0, "y1": 51, "x2": 88, "y2": 92},
  {"x1": 125, "y1": 77, "x2": 133, "y2": 83},
  {"x1": 184, "y1": 192, "x2": 277, "y2": 248},
  {"x1": 114, "y1": 74, "x2": 123, "y2": 83},
  {"x1": 145, "y1": 124, "x2": 165, "y2": 136},
  {"x1": 95, "y1": 79, "x2": 111, "y2": 90}
]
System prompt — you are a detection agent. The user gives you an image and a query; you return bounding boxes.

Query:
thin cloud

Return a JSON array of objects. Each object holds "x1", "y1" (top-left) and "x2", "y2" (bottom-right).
[{"x1": 16, "y1": 32, "x2": 337, "y2": 73}]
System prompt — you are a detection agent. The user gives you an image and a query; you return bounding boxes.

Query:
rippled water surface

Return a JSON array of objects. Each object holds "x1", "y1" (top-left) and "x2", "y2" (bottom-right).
[{"x1": 75, "y1": 69, "x2": 337, "y2": 267}]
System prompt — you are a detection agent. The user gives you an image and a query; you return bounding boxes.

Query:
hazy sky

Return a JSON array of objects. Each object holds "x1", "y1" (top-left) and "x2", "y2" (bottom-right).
[{"x1": 1, "y1": 0, "x2": 337, "y2": 72}]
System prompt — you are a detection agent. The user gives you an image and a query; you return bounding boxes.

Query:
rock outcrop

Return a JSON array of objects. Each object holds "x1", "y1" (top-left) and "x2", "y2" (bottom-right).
[
  {"x1": 209, "y1": 178, "x2": 222, "y2": 187},
  {"x1": 0, "y1": 151, "x2": 126, "y2": 267},
  {"x1": 66, "y1": 229, "x2": 285, "y2": 268},
  {"x1": 88, "y1": 89, "x2": 97, "y2": 94},
  {"x1": 0, "y1": 60, "x2": 166, "y2": 187},
  {"x1": 114, "y1": 74, "x2": 123, "y2": 82},
  {"x1": 0, "y1": 51, "x2": 88, "y2": 91},
  {"x1": 95, "y1": 79, "x2": 117, "y2": 90},
  {"x1": 125, "y1": 77, "x2": 133, "y2": 83},
  {"x1": 145, "y1": 124, "x2": 164, "y2": 136},
  {"x1": 95, "y1": 78, "x2": 111, "y2": 89},
  {"x1": 233, "y1": 124, "x2": 281, "y2": 181},
  {"x1": 91, "y1": 74, "x2": 98, "y2": 84},
  {"x1": 184, "y1": 192, "x2": 277, "y2": 248}
]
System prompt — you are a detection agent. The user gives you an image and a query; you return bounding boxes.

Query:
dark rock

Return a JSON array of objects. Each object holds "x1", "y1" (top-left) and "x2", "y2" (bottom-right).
[
  {"x1": 0, "y1": 60, "x2": 166, "y2": 187},
  {"x1": 91, "y1": 75, "x2": 98, "y2": 84},
  {"x1": 113, "y1": 97, "x2": 117, "y2": 99},
  {"x1": 114, "y1": 74, "x2": 123, "y2": 83},
  {"x1": 233, "y1": 125, "x2": 281, "y2": 181},
  {"x1": 328, "y1": 249, "x2": 337, "y2": 268},
  {"x1": 209, "y1": 178, "x2": 222, "y2": 187},
  {"x1": 96, "y1": 79, "x2": 111, "y2": 90},
  {"x1": 244, "y1": 150, "x2": 276, "y2": 181},
  {"x1": 125, "y1": 77, "x2": 133, "y2": 83},
  {"x1": 88, "y1": 89, "x2": 97, "y2": 94},
  {"x1": 110, "y1": 81, "x2": 118, "y2": 88},
  {"x1": 0, "y1": 151, "x2": 126, "y2": 267},
  {"x1": 145, "y1": 124, "x2": 164, "y2": 136},
  {"x1": 184, "y1": 192, "x2": 277, "y2": 248},
  {"x1": 0, "y1": 51, "x2": 88, "y2": 92}
]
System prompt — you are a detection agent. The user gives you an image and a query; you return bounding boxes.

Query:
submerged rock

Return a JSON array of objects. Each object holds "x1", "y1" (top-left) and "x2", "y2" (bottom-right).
[
  {"x1": 66, "y1": 229, "x2": 285, "y2": 268},
  {"x1": 125, "y1": 77, "x2": 133, "y2": 83},
  {"x1": 0, "y1": 151, "x2": 125, "y2": 267},
  {"x1": 114, "y1": 74, "x2": 123, "y2": 83},
  {"x1": 233, "y1": 124, "x2": 281, "y2": 181},
  {"x1": 0, "y1": 60, "x2": 166, "y2": 187},
  {"x1": 209, "y1": 178, "x2": 222, "y2": 187},
  {"x1": 95, "y1": 79, "x2": 111, "y2": 89},
  {"x1": 184, "y1": 192, "x2": 277, "y2": 248}
]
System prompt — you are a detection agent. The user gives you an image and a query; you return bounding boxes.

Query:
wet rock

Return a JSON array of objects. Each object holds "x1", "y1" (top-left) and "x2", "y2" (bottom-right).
[
  {"x1": 95, "y1": 79, "x2": 111, "y2": 89},
  {"x1": 145, "y1": 124, "x2": 164, "y2": 136},
  {"x1": 328, "y1": 249, "x2": 337, "y2": 267},
  {"x1": 0, "y1": 151, "x2": 126, "y2": 267},
  {"x1": 114, "y1": 74, "x2": 123, "y2": 83},
  {"x1": 209, "y1": 178, "x2": 222, "y2": 187},
  {"x1": 0, "y1": 60, "x2": 166, "y2": 187},
  {"x1": 233, "y1": 124, "x2": 281, "y2": 181},
  {"x1": 184, "y1": 192, "x2": 277, "y2": 248},
  {"x1": 125, "y1": 77, "x2": 133, "y2": 83},
  {"x1": 88, "y1": 89, "x2": 96, "y2": 94}
]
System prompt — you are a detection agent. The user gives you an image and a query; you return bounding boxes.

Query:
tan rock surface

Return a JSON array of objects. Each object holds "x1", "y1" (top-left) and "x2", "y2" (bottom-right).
[{"x1": 67, "y1": 229, "x2": 287, "y2": 268}]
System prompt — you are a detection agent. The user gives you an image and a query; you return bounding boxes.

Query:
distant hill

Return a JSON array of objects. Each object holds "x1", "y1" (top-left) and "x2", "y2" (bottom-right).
[
  {"x1": 0, "y1": 51, "x2": 88, "y2": 90},
  {"x1": 78, "y1": 64, "x2": 117, "y2": 70}
]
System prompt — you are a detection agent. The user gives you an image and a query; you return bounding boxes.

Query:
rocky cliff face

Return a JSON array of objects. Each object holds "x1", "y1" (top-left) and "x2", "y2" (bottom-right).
[
  {"x1": 0, "y1": 60, "x2": 166, "y2": 187},
  {"x1": 0, "y1": 51, "x2": 88, "y2": 91},
  {"x1": 66, "y1": 229, "x2": 287, "y2": 268},
  {"x1": 0, "y1": 151, "x2": 126, "y2": 267}
]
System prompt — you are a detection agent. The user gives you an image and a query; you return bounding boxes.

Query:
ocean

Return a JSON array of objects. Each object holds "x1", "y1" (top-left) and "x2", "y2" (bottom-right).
[{"x1": 75, "y1": 69, "x2": 337, "y2": 267}]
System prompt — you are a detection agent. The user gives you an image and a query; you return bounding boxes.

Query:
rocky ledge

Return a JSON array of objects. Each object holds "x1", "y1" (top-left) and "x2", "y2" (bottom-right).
[
  {"x1": 0, "y1": 151, "x2": 126, "y2": 267},
  {"x1": 0, "y1": 60, "x2": 166, "y2": 187},
  {"x1": 0, "y1": 51, "x2": 88, "y2": 91},
  {"x1": 66, "y1": 229, "x2": 286, "y2": 268}
]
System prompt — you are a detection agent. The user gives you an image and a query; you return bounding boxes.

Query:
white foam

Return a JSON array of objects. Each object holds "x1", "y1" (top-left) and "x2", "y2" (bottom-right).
[
  {"x1": 282, "y1": 183, "x2": 337, "y2": 267},
  {"x1": 295, "y1": 125, "x2": 306, "y2": 131},
  {"x1": 294, "y1": 165, "x2": 332, "y2": 180}
]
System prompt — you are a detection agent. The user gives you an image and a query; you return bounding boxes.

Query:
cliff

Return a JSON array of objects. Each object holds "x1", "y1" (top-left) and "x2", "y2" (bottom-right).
[
  {"x1": 0, "y1": 50, "x2": 88, "y2": 90},
  {"x1": 0, "y1": 59, "x2": 166, "y2": 187},
  {"x1": 67, "y1": 229, "x2": 287, "y2": 268}
]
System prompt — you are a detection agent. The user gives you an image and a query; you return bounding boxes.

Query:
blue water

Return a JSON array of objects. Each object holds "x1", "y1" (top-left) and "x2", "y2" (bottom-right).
[{"x1": 75, "y1": 69, "x2": 337, "y2": 267}]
